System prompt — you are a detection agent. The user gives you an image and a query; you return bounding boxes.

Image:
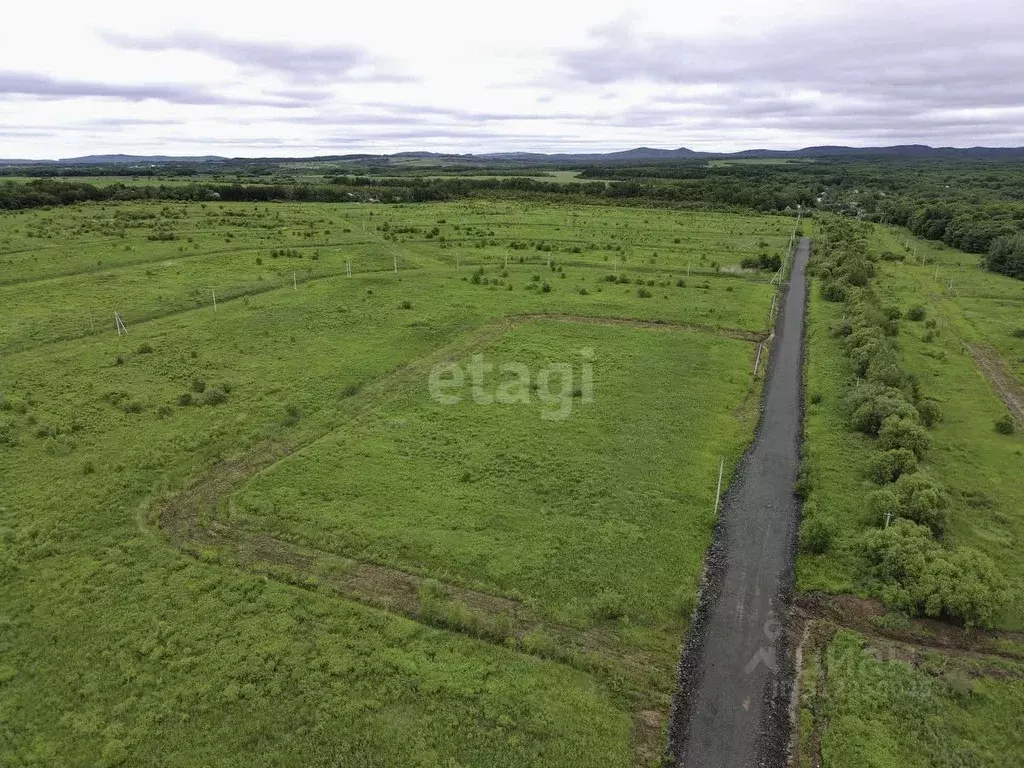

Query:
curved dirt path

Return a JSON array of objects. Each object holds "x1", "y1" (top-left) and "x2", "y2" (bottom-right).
[{"x1": 668, "y1": 237, "x2": 810, "y2": 767}]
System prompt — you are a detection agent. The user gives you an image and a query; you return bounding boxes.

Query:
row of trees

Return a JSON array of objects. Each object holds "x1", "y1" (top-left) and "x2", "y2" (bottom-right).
[
  {"x1": 806, "y1": 216, "x2": 1011, "y2": 627},
  {"x1": 0, "y1": 176, "x2": 810, "y2": 213}
]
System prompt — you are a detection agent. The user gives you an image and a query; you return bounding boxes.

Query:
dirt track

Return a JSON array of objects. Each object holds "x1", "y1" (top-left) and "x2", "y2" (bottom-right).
[
  {"x1": 668, "y1": 238, "x2": 810, "y2": 767},
  {"x1": 968, "y1": 342, "x2": 1024, "y2": 426}
]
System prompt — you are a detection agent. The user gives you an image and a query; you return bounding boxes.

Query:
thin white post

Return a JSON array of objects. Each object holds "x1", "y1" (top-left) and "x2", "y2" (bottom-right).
[
  {"x1": 714, "y1": 457, "x2": 725, "y2": 514},
  {"x1": 753, "y1": 343, "x2": 764, "y2": 376},
  {"x1": 885, "y1": 512, "x2": 892, "y2": 528},
  {"x1": 115, "y1": 311, "x2": 121, "y2": 336},
  {"x1": 394, "y1": 255, "x2": 398, "y2": 274},
  {"x1": 293, "y1": 272, "x2": 297, "y2": 290},
  {"x1": 769, "y1": 293, "x2": 778, "y2": 324},
  {"x1": 346, "y1": 260, "x2": 352, "y2": 277},
  {"x1": 212, "y1": 289, "x2": 217, "y2": 312}
]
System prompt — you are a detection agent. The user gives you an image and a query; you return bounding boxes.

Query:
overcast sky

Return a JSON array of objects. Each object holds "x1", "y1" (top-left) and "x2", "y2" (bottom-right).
[{"x1": 2, "y1": 0, "x2": 1022, "y2": 158}]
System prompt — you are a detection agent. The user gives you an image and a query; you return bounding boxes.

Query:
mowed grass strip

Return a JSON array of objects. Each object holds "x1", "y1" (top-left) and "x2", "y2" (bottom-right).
[{"x1": 233, "y1": 319, "x2": 760, "y2": 628}]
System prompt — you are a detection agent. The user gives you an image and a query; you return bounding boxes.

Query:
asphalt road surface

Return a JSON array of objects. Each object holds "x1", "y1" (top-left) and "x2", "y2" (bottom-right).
[{"x1": 670, "y1": 237, "x2": 810, "y2": 767}]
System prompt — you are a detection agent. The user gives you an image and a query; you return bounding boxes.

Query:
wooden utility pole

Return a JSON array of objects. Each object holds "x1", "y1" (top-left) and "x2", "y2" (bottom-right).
[{"x1": 713, "y1": 457, "x2": 725, "y2": 514}]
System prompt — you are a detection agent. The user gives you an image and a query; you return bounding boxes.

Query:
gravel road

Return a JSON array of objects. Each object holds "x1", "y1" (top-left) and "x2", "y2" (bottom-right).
[{"x1": 668, "y1": 237, "x2": 810, "y2": 767}]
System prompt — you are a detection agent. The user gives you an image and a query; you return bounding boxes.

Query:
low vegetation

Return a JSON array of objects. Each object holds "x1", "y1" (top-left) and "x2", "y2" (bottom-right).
[{"x1": 801, "y1": 216, "x2": 1018, "y2": 628}]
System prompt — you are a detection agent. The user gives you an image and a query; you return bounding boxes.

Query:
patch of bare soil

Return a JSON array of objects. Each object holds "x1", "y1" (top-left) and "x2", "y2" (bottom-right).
[
  {"x1": 968, "y1": 342, "x2": 1024, "y2": 425},
  {"x1": 795, "y1": 593, "x2": 1024, "y2": 662}
]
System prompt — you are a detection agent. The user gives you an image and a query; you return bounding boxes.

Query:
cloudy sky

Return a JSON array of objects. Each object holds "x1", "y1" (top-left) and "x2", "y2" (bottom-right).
[{"x1": 1, "y1": 0, "x2": 1022, "y2": 158}]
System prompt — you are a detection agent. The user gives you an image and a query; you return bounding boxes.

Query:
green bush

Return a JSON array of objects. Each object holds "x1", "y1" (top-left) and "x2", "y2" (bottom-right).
[
  {"x1": 868, "y1": 473, "x2": 949, "y2": 535},
  {"x1": 878, "y1": 415, "x2": 930, "y2": 459},
  {"x1": 868, "y1": 487, "x2": 902, "y2": 525},
  {"x1": 820, "y1": 279, "x2": 847, "y2": 302},
  {"x1": 191, "y1": 377, "x2": 206, "y2": 393},
  {"x1": 590, "y1": 591, "x2": 627, "y2": 621},
  {"x1": 636, "y1": 286, "x2": 652, "y2": 298},
  {"x1": 917, "y1": 399, "x2": 942, "y2": 427},
  {"x1": 177, "y1": 393, "x2": 193, "y2": 407},
  {"x1": 847, "y1": 385, "x2": 918, "y2": 435},
  {"x1": 282, "y1": 404, "x2": 301, "y2": 427},
  {"x1": 892, "y1": 472, "x2": 950, "y2": 536},
  {"x1": 869, "y1": 448, "x2": 919, "y2": 484},
  {"x1": 906, "y1": 305, "x2": 927, "y2": 321},
  {"x1": 801, "y1": 515, "x2": 836, "y2": 555},
  {"x1": 864, "y1": 347, "x2": 907, "y2": 388},
  {"x1": 995, "y1": 414, "x2": 1016, "y2": 435},
  {"x1": 202, "y1": 388, "x2": 229, "y2": 406},
  {"x1": 857, "y1": 520, "x2": 1008, "y2": 627}
]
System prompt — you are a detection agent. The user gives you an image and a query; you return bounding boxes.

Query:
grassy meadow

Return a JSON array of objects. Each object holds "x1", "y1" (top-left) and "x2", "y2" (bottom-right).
[
  {"x1": 0, "y1": 199, "x2": 787, "y2": 766},
  {"x1": 798, "y1": 219, "x2": 1024, "y2": 628},
  {"x1": 798, "y1": 629, "x2": 1024, "y2": 768},
  {"x1": 233, "y1": 319, "x2": 759, "y2": 628},
  {"x1": 0, "y1": 201, "x2": 787, "y2": 352}
]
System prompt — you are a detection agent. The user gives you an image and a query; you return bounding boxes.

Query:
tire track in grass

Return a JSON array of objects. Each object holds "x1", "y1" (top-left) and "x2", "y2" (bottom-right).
[{"x1": 667, "y1": 238, "x2": 810, "y2": 767}]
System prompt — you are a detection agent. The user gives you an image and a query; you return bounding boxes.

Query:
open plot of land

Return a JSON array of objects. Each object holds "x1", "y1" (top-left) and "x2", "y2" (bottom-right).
[
  {"x1": 0, "y1": 200, "x2": 787, "y2": 766},
  {"x1": 797, "y1": 626, "x2": 1024, "y2": 768},
  {"x1": 231, "y1": 319, "x2": 758, "y2": 628},
  {"x1": 0, "y1": 202, "x2": 788, "y2": 353},
  {"x1": 872, "y1": 225, "x2": 1024, "y2": 389}
]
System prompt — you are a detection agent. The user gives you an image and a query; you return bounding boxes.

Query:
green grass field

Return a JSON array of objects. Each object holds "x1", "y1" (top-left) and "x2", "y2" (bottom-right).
[
  {"x1": 798, "y1": 628, "x2": 1024, "y2": 768},
  {"x1": 233, "y1": 319, "x2": 758, "y2": 627},
  {"x1": 0, "y1": 199, "x2": 788, "y2": 766},
  {"x1": 0, "y1": 201, "x2": 788, "y2": 352}
]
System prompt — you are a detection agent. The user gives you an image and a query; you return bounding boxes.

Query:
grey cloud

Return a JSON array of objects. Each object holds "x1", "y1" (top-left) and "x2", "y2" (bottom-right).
[
  {"x1": 102, "y1": 31, "x2": 414, "y2": 85},
  {"x1": 0, "y1": 72, "x2": 319, "y2": 108},
  {"x1": 553, "y1": 5, "x2": 1024, "y2": 145},
  {"x1": 363, "y1": 101, "x2": 594, "y2": 122}
]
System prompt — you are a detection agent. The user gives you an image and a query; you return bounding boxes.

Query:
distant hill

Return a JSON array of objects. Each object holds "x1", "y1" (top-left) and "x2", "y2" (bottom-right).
[
  {"x1": 59, "y1": 154, "x2": 226, "y2": 164},
  {"x1": 4, "y1": 145, "x2": 1024, "y2": 168}
]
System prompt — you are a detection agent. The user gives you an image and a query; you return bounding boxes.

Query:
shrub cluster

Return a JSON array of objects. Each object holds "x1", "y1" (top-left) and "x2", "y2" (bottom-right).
[
  {"x1": 858, "y1": 520, "x2": 1008, "y2": 628},
  {"x1": 804, "y1": 216, "x2": 1007, "y2": 627}
]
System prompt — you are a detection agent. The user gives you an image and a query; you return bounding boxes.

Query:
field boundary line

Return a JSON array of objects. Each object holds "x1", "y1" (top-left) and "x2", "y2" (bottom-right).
[{"x1": 147, "y1": 311, "x2": 750, "y2": 765}]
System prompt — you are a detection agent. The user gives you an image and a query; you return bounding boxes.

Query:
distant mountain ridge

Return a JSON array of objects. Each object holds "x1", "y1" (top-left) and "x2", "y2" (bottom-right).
[{"x1": 3, "y1": 145, "x2": 1024, "y2": 167}]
